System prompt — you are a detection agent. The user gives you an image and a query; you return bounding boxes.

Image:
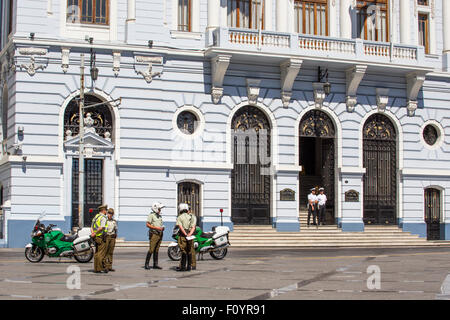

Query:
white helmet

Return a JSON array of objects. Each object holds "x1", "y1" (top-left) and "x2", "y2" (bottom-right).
[
  {"x1": 178, "y1": 203, "x2": 189, "y2": 214},
  {"x1": 152, "y1": 202, "x2": 165, "y2": 213}
]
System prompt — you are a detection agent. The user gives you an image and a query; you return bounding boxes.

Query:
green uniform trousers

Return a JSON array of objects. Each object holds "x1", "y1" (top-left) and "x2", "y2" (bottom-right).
[
  {"x1": 178, "y1": 236, "x2": 193, "y2": 267},
  {"x1": 148, "y1": 232, "x2": 163, "y2": 254},
  {"x1": 94, "y1": 236, "x2": 108, "y2": 272},
  {"x1": 191, "y1": 243, "x2": 196, "y2": 268},
  {"x1": 105, "y1": 235, "x2": 116, "y2": 270}
]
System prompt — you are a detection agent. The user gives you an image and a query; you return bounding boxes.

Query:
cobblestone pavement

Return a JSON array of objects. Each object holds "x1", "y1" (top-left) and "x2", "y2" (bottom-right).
[{"x1": 1, "y1": 247, "x2": 450, "y2": 300}]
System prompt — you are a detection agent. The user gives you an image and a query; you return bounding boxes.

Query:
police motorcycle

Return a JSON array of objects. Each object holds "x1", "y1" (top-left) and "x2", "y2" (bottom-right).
[
  {"x1": 167, "y1": 224, "x2": 230, "y2": 261},
  {"x1": 25, "y1": 213, "x2": 94, "y2": 263}
]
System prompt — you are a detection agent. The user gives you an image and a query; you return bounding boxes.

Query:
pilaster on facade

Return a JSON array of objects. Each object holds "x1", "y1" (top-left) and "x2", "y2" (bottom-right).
[
  {"x1": 280, "y1": 59, "x2": 302, "y2": 108},
  {"x1": 345, "y1": 65, "x2": 367, "y2": 112},
  {"x1": 210, "y1": 54, "x2": 231, "y2": 104}
]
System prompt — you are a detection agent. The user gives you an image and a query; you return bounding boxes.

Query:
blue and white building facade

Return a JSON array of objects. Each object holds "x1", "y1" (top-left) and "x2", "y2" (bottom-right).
[{"x1": 1, "y1": 0, "x2": 450, "y2": 247}]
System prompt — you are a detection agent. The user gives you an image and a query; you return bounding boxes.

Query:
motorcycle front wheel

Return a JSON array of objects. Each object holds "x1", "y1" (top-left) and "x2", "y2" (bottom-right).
[
  {"x1": 74, "y1": 248, "x2": 94, "y2": 263},
  {"x1": 210, "y1": 248, "x2": 227, "y2": 260},
  {"x1": 167, "y1": 245, "x2": 181, "y2": 261},
  {"x1": 25, "y1": 246, "x2": 44, "y2": 263}
]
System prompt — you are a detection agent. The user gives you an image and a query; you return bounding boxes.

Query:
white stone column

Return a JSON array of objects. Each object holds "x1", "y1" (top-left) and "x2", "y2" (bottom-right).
[
  {"x1": 264, "y1": 0, "x2": 273, "y2": 31},
  {"x1": 399, "y1": 0, "x2": 410, "y2": 44},
  {"x1": 126, "y1": 0, "x2": 136, "y2": 43},
  {"x1": 328, "y1": 0, "x2": 338, "y2": 37},
  {"x1": 443, "y1": 0, "x2": 450, "y2": 71},
  {"x1": 277, "y1": 0, "x2": 288, "y2": 32},
  {"x1": 340, "y1": 0, "x2": 352, "y2": 39},
  {"x1": 127, "y1": 0, "x2": 136, "y2": 22},
  {"x1": 208, "y1": 0, "x2": 221, "y2": 29}
]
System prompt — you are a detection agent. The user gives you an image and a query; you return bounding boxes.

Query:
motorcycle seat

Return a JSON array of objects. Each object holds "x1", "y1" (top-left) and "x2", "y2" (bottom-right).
[
  {"x1": 60, "y1": 234, "x2": 78, "y2": 242},
  {"x1": 200, "y1": 232, "x2": 214, "y2": 239}
]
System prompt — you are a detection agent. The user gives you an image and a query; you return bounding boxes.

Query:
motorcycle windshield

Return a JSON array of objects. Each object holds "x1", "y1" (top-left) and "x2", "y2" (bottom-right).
[{"x1": 33, "y1": 211, "x2": 47, "y2": 230}]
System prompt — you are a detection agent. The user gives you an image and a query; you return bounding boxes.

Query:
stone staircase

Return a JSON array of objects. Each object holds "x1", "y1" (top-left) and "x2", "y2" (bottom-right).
[{"x1": 227, "y1": 210, "x2": 450, "y2": 247}]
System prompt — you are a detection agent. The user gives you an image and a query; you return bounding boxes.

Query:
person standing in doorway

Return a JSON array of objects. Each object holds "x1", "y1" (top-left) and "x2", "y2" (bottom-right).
[
  {"x1": 307, "y1": 188, "x2": 318, "y2": 227},
  {"x1": 317, "y1": 188, "x2": 327, "y2": 226},
  {"x1": 105, "y1": 208, "x2": 118, "y2": 272},
  {"x1": 145, "y1": 202, "x2": 165, "y2": 270}
]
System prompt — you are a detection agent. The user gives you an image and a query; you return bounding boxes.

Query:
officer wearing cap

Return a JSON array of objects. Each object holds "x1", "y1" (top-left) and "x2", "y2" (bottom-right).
[
  {"x1": 105, "y1": 208, "x2": 118, "y2": 272},
  {"x1": 176, "y1": 203, "x2": 196, "y2": 272},
  {"x1": 307, "y1": 188, "x2": 318, "y2": 227},
  {"x1": 91, "y1": 204, "x2": 109, "y2": 273},
  {"x1": 317, "y1": 187, "x2": 327, "y2": 226},
  {"x1": 145, "y1": 202, "x2": 165, "y2": 270}
]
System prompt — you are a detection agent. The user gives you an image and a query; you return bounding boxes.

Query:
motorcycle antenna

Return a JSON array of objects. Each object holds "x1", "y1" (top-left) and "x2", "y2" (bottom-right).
[{"x1": 220, "y1": 208, "x2": 223, "y2": 226}]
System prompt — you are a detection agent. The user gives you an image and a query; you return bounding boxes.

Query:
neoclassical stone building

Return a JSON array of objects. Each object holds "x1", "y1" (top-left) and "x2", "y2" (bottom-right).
[{"x1": 0, "y1": 0, "x2": 449, "y2": 247}]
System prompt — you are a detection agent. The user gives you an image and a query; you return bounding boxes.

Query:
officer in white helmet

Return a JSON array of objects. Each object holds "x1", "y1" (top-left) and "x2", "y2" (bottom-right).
[
  {"x1": 176, "y1": 203, "x2": 196, "y2": 271},
  {"x1": 144, "y1": 202, "x2": 165, "y2": 270}
]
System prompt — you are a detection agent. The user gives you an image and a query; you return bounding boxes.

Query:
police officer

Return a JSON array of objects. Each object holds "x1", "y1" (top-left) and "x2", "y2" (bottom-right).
[
  {"x1": 145, "y1": 202, "x2": 165, "y2": 270},
  {"x1": 307, "y1": 188, "x2": 318, "y2": 227},
  {"x1": 105, "y1": 208, "x2": 118, "y2": 272},
  {"x1": 176, "y1": 203, "x2": 196, "y2": 272},
  {"x1": 317, "y1": 187, "x2": 327, "y2": 226},
  {"x1": 91, "y1": 204, "x2": 108, "y2": 273}
]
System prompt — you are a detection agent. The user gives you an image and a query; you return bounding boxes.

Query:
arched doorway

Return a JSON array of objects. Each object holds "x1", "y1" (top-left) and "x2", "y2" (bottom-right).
[
  {"x1": 178, "y1": 181, "x2": 201, "y2": 225},
  {"x1": 424, "y1": 188, "x2": 441, "y2": 240},
  {"x1": 299, "y1": 109, "x2": 336, "y2": 224},
  {"x1": 363, "y1": 113, "x2": 397, "y2": 225},
  {"x1": 231, "y1": 105, "x2": 271, "y2": 225},
  {"x1": 63, "y1": 94, "x2": 114, "y2": 228}
]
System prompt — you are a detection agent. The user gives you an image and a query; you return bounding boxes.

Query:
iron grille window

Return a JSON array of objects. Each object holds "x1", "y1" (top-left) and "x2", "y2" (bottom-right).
[
  {"x1": 423, "y1": 125, "x2": 438, "y2": 146},
  {"x1": 356, "y1": 0, "x2": 389, "y2": 42},
  {"x1": 67, "y1": 0, "x2": 109, "y2": 25},
  {"x1": 418, "y1": 13, "x2": 430, "y2": 54},
  {"x1": 178, "y1": 0, "x2": 191, "y2": 31},
  {"x1": 227, "y1": 0, "x2": 264, "y2": 30},
  {"x1": 417, "y1": 0, "x2": 429, "y2": 5},
  {"x1": 294, "y1": 0, "x2": 328, "y2": 36},
  {"x1": 63, "y1": 95, "x2": 113, "y2": 140},
  {"x1": 177, "y1": 111, "x2": 198, "y2": 135}
]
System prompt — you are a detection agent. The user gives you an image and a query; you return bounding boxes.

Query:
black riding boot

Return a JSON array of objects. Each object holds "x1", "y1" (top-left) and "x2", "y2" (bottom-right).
[
  {"x1": 186, "y1": 253, "x2": 192, "y2": 272},
  {"x1": 176, "y1": 254, "x2": 186, "y2": 271},
  {"x1": 153, "y1": 252, "x2": 162, "y2": 269},
  {"x1": 144, "y1": 252, "x2": 152, "y2": 270}
]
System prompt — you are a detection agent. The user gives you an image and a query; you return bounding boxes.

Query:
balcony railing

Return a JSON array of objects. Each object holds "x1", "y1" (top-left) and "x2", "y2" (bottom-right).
[{"x1": 209, "y1": 28, "x2": 425, "y2": 67}]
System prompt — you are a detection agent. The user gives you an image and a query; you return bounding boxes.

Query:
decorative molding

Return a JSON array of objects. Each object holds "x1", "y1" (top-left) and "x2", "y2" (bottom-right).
[
  {"x1": 112, "y1": 51, "x2": 121, "y2": 77},
  {"x1": 312, "y1": 82, "x2": 326, "y2": 108},
  {"x1": 406, "y1": 72, "x2": 427, "y2": 117},
  {"x1": 375, "y1": 88, "x2": 389, "y2": 112},
  {"x1": 280, "y1": 58, "x2": 302, "y2": 108},
  {"x1": 210, "y1": 54, "x2": 231, "y2": 104},
  {"x1": 134, "y1": 55, "x2": 163, "y2": 83},
  {"x1": 17, "y1": 47, "x2": 48, "y2": 76},
  {"x1": 345, "y1": 65, "x2": 367, "y2": 112},
  {"x1": 246, "y1": 78, "x2": 261, "y2": 105},
  {"x1": 61, "y1": 47, "x2": 70, "y2": 73}
]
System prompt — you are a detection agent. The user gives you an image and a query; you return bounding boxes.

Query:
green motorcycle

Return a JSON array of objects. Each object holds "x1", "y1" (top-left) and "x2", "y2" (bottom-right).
[
  {"x1": 167, "y1": 225, "x2": 230, "y2": 261},
  {"x1": 25, "y1": 214, "x2": 94, "y2": 263}
]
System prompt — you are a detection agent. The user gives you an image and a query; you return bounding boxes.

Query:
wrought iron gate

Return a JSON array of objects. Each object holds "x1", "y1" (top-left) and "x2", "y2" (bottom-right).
[
  {"x1": 231, "y1": 106, "x2": 271, "y2": 225},
  {"x1": 178, "y1": 182, "x2": 200, "y2": 224},
  {"x1": 72, "y1": 158, "x2": 103, "y2": 228},
  {"x1": 299, "y1": 110, "x2": 335, "y2": 224},
  {"x1": 363, "y1": 114, "x2": 397, "y2": 225},
  {"x1": 425, "y1": 188, "x2": 441, "y2": 240}
]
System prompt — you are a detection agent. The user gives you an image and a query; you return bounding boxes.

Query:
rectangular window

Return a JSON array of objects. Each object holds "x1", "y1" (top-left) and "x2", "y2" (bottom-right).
[
  {"x1": 178, "y1": 0, "x2": 191, "y2": 31},
  {"x1": 418, "y1": 13, "x2": 429, "y2": 54},
  {"x1": 356, "y1": 0, "x2": 389, "y2": 42},
  {"x1": 417, "y1": 0, "x2": 428, "y2": 6},
  {"x1": 227, "y1": 0, "x2": 264, "y2": 30},
  {"x1": 294, "y1": 0, "x2": 328, "y2": 36},
  {"x1": 67, "y1": 0, "x2": 109, "y2": 25}
]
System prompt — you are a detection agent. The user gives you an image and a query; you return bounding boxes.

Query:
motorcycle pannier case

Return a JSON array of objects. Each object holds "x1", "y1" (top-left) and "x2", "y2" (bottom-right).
[
  {"x1": 73, "y1": 235, "x2": 91, "y2": 252},
  {"x1": 212, "y1": 227, "x2": 229, "y2": 247}
]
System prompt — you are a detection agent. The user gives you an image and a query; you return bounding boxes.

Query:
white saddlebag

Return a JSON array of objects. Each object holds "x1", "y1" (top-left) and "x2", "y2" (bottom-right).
[
  {"x1": 73, "y1": 235, "x2": 91, "y2": 252},
  {"x1": 213, "y1": 226, "x2": 229, "y2": 247}
]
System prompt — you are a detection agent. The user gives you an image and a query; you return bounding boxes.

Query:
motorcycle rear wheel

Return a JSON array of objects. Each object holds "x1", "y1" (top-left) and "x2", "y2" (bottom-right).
[
  {"x1": 25, "y1": 246, "x2": 44, "y2": 263},
  {"x1": 167, "y1": 245, "x2": 181, "y2": 261},
  {"x1": 210, "y1": 248, "x2": 227, "y2": 260},
  {"x1": 74, "y1": 248, "x2": 94, "y2": 263}
]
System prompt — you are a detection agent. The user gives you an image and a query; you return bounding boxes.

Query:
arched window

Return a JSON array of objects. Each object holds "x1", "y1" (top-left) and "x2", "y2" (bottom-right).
[{"x1": 63, "y1": 94, "x2": 113, "y2": 141}]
